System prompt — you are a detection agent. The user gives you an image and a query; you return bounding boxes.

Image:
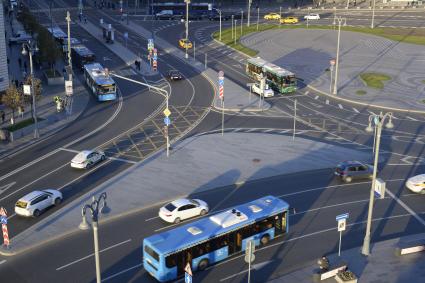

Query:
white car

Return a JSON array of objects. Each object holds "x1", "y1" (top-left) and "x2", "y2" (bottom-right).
[
  {"x1": 159, "y1": 198, "x2": 209, "y2": 223},
  {"x1": 406, "y1": 174, "x2": 425, "y2": 194},
  {"x1": 15, "y1": 189, "x2": 63, "y2": 217},
  {"x1": 304, "y1": 13, "x2": 320, "y2": 20},
  {"x1": 252, "y1": 83, "x2": 274, "y2": 98},
  {"x1": 70, "y1": 150, "x2": 106, "y2": 169}
]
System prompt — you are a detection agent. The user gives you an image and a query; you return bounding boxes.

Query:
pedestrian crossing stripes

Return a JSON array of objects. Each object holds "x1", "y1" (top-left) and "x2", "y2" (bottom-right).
[{"x1": 352, "y1": 107, "x2": 360, "y2": 113}]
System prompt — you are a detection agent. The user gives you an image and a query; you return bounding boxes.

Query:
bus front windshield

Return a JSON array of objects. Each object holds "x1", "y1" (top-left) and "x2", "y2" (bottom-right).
[{"x1": 98, "y1": 84, "x2": 116, "y2": 94}]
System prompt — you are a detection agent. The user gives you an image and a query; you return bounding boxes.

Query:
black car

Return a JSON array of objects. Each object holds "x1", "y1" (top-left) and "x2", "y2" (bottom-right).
[
  {"x1": 334, "y1": 161, "x2": 374, "y2": 183},
  {"x1": 168, "y1": 70, "x2": 183, "y2": 81}
]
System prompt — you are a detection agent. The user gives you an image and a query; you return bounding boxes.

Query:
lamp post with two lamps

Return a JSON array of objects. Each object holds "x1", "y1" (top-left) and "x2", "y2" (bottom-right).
[
  {"x1": 79, "y1": 193, "x2": 110, "y2": 283},
  {"x1": 21, "y1": 40, "x2": 39, "y2": 139},
  {"x1": 362, "y1": 112, "x2": 393, "y2": 256}
]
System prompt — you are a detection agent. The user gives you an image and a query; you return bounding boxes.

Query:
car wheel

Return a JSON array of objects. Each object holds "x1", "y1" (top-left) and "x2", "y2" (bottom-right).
[
  {"x1": 260, "y1": 234, "x2": 270, "y2": 245},
  {"x1": 33, "y1": 209, "x2": 41, "y2": 217},
  {"x1": 54, "y1": 198, "x2": 62, "y2": 206},
  {"x1": 344, "y1": 176, "x2": 352, "y2": 183},
  {"x1": 198, "y1": 259, "x2": 209, "y2": 271},
  {"x1": 174, "y1": 217, "x2": 181, "y2": 224},
  {"x1": 86, "y1": 162, "x2": 93, "y2": 169},
  {"x1": 200, "y1": 209, "x2": 207, "y2": 216}
]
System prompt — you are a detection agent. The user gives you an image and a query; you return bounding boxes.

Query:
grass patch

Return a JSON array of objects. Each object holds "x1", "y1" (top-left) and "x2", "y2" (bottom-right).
[
  {"x1": 421, "y1": 99, "x2": 425, "y2": 104},
  {"x1": 356, "y1": 90, "x2": 367, "y2": 95},
  {"x1": 212, "y1": 23, "x2": 425, "y2": 57},
  {"x1": 422, "y1": 80, "x2": 425, "y2": 84},
  {"x1": 6, "y1": 117, "x2": 44, "y2": 132},
  {"x1": 359, "y1": 73, "x2": 391, "y2": 89}
]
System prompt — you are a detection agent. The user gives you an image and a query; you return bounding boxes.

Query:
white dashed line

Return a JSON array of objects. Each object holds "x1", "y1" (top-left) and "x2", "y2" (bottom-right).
[
  {"x1": 325, "y1": 99, "x2": 329, "y2": 105},
  {"x1": 406, "y1": 116, "x2": 419, "y2": 121},
  {"x1": 314, "y1": 96, "x2": 319, "y2": 100},
  {"x1": 304, "y1": 91, "x2": 309, "y2": 95},
  {"x1": 368, "y1": 110, "x2": 377, "y2": 115},
  {"x1": 352, "y1": 107, "x2": 359, "y2": 113},
  {"x1": 338, "y1": 104, "x2": 343, "y2": 109},
  {"x1": 386, "y1": 189, "x2": 425, "y2": 226}
]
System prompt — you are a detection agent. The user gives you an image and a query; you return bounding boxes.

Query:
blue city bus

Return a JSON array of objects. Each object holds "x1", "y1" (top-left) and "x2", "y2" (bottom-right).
[
  {"x1": 143, "y1": 196, "x2": 289, "y2": 282},
  {"x1": 83, "y1": 63, "x2": 117, "y2": 101}
]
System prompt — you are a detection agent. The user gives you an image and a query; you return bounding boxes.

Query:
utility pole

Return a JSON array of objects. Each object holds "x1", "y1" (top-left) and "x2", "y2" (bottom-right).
[
  {"x1": 185, "y1": 0, "x2": 190, "y2": 59},
  {"x1": 256, "y1": 7, "x2": 259, "y2": 31},
  {"x1": 219, "y1": 9, "x2": 222, "y2": 41},
  {"x1": 333, "y1": 17, "x2": 344, "y2": 95},
  {"x1": 371, "y1": 0, "x2": 376, "y2": 28},
  {"x1": 66, "y1": 12, "x2": 72, "y2": 73},
  {"x1": 241, "y1": 11, "x2": 243, "y2": 35},
  {"x1": 293, "y1": 99, "x2": 297, "y2": 141},
  {"x1": 22, "y1": 42, "x2": 39, "y2": 139},
  {"x1": 231, "y1": 15, "x2": 234, "y2": 39},
  {"x1": 247, "y1": 0, "x2": 252, "y2": 27}
]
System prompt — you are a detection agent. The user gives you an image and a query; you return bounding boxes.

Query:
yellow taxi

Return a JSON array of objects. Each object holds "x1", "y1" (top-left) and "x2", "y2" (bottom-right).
[
  {"x1": 280, "y1": 17, "x2": 299, "y2": 24},
  {"x1": 179, "y1": 38, "x2": 193, "y2": 49},
  {"x1": 264, "y1": 13, "x2": 281, "y2": 20}
]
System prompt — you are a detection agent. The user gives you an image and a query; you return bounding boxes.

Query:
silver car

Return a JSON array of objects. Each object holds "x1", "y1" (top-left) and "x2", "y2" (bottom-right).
[{"x1": 71, "y1": 150, "x2": 106, "y2": 169}]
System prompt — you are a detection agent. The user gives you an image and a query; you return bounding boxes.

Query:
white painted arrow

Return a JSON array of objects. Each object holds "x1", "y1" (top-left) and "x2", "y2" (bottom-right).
[{"x1": 0, "y1": 182, "x2": 16, "y2": 196}]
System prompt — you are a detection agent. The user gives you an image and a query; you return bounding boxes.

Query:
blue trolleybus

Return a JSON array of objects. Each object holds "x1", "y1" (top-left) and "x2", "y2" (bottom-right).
[
  {"x1": 83, "y1": 63, "x2": 117, "y2": 101},
  {"x1": 143, "y1": 196, "x2": 289, "y2": 282}
]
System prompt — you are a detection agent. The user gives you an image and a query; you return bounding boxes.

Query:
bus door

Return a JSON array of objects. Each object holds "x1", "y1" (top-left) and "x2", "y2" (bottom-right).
[
  {"x1": 274, "y1": 211, "x2": 287, "y2": 236},
  {"x1": 176, "y1": 250, "x2": 193, "y2": 276},
  {"x1": 228, "y1": 231, "x2": 242, "y2": 254}
]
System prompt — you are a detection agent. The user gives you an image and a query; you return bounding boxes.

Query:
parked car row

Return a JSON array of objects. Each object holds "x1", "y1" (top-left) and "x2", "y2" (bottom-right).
[{"x1": 263, "y1": 12, "x2": 321, "y2": 22}]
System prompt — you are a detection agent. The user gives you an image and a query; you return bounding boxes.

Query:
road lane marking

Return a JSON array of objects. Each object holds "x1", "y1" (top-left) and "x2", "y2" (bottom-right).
[
  {"x1": 385, "y1": 189, "x2": 425, "y2": 226},
  {"x1": 0, "y1": 182, "x2": 16, "y2": 196},
  {"x1": 406, "y1": 116, "x2": 418, "y2": 121},
  {"x1": 304, "y1": 91, "x2": 309, "y2": 95},
  {"x1": 102, "y1": 263, "x2": 143, "y2": 282},
  {"x1": 352, "y1": 107, "x2": 359, "y2": 113},
  {"x1": 145, "y1": 216, "x2": 159, "y2": 221},
  {"x1": 0, "y1": 163, "x2": 69, "y2": 202},
  {"x1": 219, "y1": 260, "x2": 271, "y2": 281},
  {"x1": 0, "y1": 260, "x2": 6, "y2": 265},
  {"x1": 368, "y1": 110, "x2": 377, "y2": 115},
  {"x1": 338, "y1": 104, "x2": 343, "y2": 109},
  {"x1": 326, "y1": 99, "x2": 329, "y2": 105},
  {"x1": 59, "y1": 148, "x2": 137, "y2": 164},
  {"x1": 314, "y1": 96, "x2": 319, "y2": 100},
  {"x1": 56, "y1": 239, "x2": 132, "y2": 271}
]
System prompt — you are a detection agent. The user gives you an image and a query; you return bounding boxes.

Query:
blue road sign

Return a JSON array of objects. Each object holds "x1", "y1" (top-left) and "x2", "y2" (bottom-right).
[
  {"x1": 336, "y1": 213, "x2": 349, "y2": 221},
  {"x1": 153, "y1": 54, "x2": 158, "y2": 60},
  {"x1": 148, "y1": 38, "x2": 153, "y2": 45},
  {"x1": 218, "y1": 79, "x2": 224, "y2": 86},
  {"x1": 185, "y1": 273, "x2": 192, "y2": 283},
  {"x1": 0, "y1": 216, "x2": 7, "y2": 225},
  {"x1": 164, "y1": 117, "x2": 171, "y2": 126}
]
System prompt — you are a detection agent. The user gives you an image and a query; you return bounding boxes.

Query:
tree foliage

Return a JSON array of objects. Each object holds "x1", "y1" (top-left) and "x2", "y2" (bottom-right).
[
  {"x1": 37, "y1": 27, "x2": 61, "y2": 71},
  {"x1": 23, "y1": 76, "x2": 42, "y2": 104},
  {"x1": 2, "y1": 85, "x2": 24, "y2": 121}
]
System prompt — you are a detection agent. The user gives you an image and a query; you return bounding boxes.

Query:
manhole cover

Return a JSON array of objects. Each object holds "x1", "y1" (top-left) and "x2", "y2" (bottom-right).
[{"x1": 252, "y1": 158, "x2": 261, "y2": 163}]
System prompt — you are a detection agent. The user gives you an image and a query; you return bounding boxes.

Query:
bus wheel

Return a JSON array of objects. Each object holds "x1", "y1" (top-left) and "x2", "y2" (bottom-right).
[
  {"x1": 198, "y1": 259, "x2": 209, "y2": 271},
  {"x1": 260, "y1": 234, "x2": 270, "y2": 245}
]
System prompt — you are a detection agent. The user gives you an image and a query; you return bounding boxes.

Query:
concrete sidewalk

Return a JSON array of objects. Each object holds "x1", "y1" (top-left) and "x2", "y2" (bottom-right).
[
  {"x1": 0, "y1": 133, "x2": 373, "y2": 256},
  {"x1": 268, "y1": 232, "x2": 425, "y2": 283}
]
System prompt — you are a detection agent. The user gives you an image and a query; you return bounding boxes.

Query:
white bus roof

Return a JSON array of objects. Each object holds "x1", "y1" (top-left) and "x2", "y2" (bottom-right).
[
  {"x1": 84, "y1": 63, "x2": 115, "y2": 86},
  {"x1": 263, "y1": 62, "x2": 294, "y2": 77},
  {"x1": 247, "y1": 57, "x2": 268, "y2": 67},
  {"x1": 47, "y1": 27, "x2": 67, "y2": 39}
]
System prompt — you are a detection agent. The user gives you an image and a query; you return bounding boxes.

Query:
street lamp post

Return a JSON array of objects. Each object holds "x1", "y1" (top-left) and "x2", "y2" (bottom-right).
[
  {"x1": 241, "y1": 11, "x2": 243, "y2": 35},
  {"x1": 185, "y1": 0, "x2": 190, "y2": 59},
  {"x1": 247, "y1": 0, "x2": 252, "y2": 27},
  {"x1": 79, "y1": 193, "x2": 110, "y2": 283},
  {"x1": 371, "y1": 0, "x2": 376, "y2": 29},
  {"x1": 362, "y1": 112, "x2": 393, "y2": 256},
  {"x1": 332, "y1": 17, "x2": 346, "y2": 96},
  {"x1": 22, "y1": 41, "x2": 39, "y2": 139},
  {"x1": 231, "y1": 15, "x2": 234, "y2": 39},
  {"x1": 256, "y1": 7, "x2": 259, "y2": 31},
  {"x1": 218, "y1": 9, "x2": 222, "y2": 41}
]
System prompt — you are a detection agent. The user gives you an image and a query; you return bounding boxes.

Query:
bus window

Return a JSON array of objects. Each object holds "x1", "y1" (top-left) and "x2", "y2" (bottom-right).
[{"x1": 144, "y1": 245, "x2": 159, "y2": 262}]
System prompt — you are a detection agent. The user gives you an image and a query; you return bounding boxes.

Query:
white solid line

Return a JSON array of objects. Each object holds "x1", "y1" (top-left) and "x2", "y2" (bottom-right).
[
  {"x1": 145, "y1": 216, "x2": 159, "y2": 222},
  {"x1": 59, "y1": 147, "x2": 80, "y2": 154},
  {"x1": 338, "y1": 104, "x2": 343, "y2": 109},
  {"x1": 0, "y1": 259, "x2": 6, "y2": 265},
  {"x1": 304, "y1": 91, "x2": 309, "y2": 95},
  {"x1": 314, "y1": 96, "x2": 319, "y2": 100},
  {"x1": 406, "y1": 116, "x2": 419, "y2": 121},
  {"x1": 102, "y1": 263, "x2": 143, "y2": 282},
  {"x1": 326, "y1": 99, "x2": 329, "y2": 105},
  {"x1": 352, "y1": 107, "x2": 360, "y2": 113},
  {"x1": 56, "y1": 239, "x2": 132, "y2": 271},
  {"x1": 385, "y1": 189, "x2": 425, "y2": 226},
  {"x1": 368, "y1": 110, "x2": 377, "y2": 115}
]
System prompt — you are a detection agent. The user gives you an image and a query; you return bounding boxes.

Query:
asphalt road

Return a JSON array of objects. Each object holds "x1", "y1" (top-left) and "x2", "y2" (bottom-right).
[{"x1": 0, "y1": 166, "x2": 423, "y2": 282}]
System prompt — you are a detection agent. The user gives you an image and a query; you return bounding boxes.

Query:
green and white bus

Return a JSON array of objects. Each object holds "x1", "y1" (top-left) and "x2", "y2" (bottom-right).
[{"x1": 246, "y1": 57, "x2": 297, "y2": 94}]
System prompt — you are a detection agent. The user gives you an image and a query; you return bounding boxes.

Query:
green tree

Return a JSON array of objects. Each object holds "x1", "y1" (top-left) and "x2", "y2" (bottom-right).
[
  {"x1": 37, "y1": 27, "x2": 61, "y2": 72},
  {"x1": 23, "y1": 75, "x2": 42, "y2": 103},
  {"x1": 2, "y1": 85, "x2": 24, "y2": 124}
]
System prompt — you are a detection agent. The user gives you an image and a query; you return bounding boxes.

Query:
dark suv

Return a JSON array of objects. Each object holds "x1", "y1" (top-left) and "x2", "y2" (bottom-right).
[{"x1": 335, "y1": 161, "x2": 374, "y2": 183}]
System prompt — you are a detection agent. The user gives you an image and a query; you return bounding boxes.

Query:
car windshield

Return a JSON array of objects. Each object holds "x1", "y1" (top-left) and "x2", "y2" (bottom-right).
[{"x1": 165, "y1": 203, "x2": 177, "y2": 211}]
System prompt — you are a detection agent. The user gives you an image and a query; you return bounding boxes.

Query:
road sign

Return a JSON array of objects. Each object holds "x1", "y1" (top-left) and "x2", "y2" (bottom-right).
[
  {"x1": 336, "y1": 213, "x2": 349, "y2": 221},
  {"x1": 337, "y1": 218, "x2": 346, "y2": 232},
  {"x1": 0, "y1": 207, "x2": 9, "y2": 246},
  {"x1": 0, "y1": 216, "x2": 6, "y2": 225},
  {"x1": 164, "y1": 117, "x2": 171, "y2": 126},
  {"x1": 185, "y1": 272, "x2": 192, "y2": 283},
  {"x1": 330, "y1": 59, "x2": 336, "y2": 66},
  {"x1": 219, "y1": 85, "x2": 224, "y2": 99},
  {"x1": 218, "y1": 78, "x2": 224, "y2": 86},
  {"x1": 23, "y1": 85, "x2": 31, "y2": 95},
  {"x1": 374, "y1": 178, "x2": 386, "y2": 199},
  {"x1": 65, "y1": 80, "x2": 73, "y2": 96},
  {"x1": 163, "y1": 108, "x2": 171, "y2": 117},
  {"x1": 184, "y1": 263, "x2": 192, "y2": 276}
]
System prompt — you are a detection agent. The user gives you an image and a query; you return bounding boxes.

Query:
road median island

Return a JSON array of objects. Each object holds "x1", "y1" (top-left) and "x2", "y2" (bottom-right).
[{"x1": 212, "y1": 24, "x2": 425, "y2": 57}]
